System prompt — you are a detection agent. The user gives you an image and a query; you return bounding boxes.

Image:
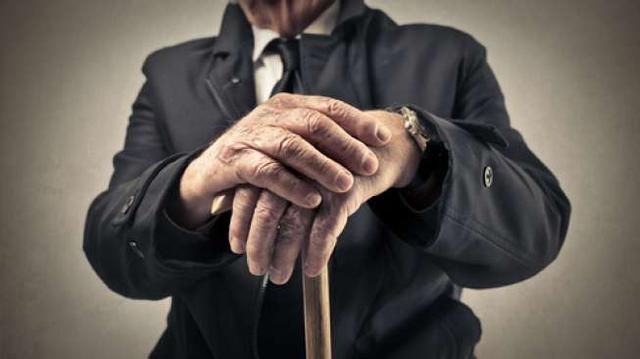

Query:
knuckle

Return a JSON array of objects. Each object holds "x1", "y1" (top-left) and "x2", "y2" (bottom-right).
[
  {"x1": 277, "y1": 218, "x2": 296, "y2": 234},
  {"x1": 278, "y1": 134, "x2": 306, "y2": 159},
  {"x1": 253, "y1": 203, "x2": 281, "y2": 226},
  {"x1": 254, "y1": 159, "x2": 283, "y2": 179},
  {"x1": 308, "y1": 233, "x2": 328, "y2": 250},
  {"x1": 326, "y1": 98, "x2": 345, "y2": 117},
  {"x1": 245, "y1": 241, "x2": 264, "y2": 257},
  {"x1": 303, "y1": 111, "x2": 328, "y2": 136},
  {"x1": 284, "y1": 177, "x2": 305, "y2": 196},
  {"x1": 311, "y1": 232, "x2": 337, "y2": 257},
  {"x1": 317, "y1": 213, "x2": 341, "y2": 240},
  {"x1": 234, "y1": 198, "x2": 255, "y2": 213},
  {"x1": 234, "y1": 189, "x2": 257, "y2": 207},
  {"x1": 286, "y1": 204, "x2": 306, "y2": 219},
  {"x1": 278, "y1": 215, "x2": 302, "y2": 237},
  {"x1": 269, "y1": 92, "x2": 292, "y2": 106},
  {"x1": 231, "y1": 150, "x2": 262, "y2": 182},
  {"x1": 216, "y1": 141, "x2": 248, "y2": 164}
]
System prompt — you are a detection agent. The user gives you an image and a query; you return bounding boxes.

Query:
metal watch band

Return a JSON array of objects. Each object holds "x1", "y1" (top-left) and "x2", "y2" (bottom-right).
[{"x1": 397, "y1": 106, "x2": 430, "y2": 153}]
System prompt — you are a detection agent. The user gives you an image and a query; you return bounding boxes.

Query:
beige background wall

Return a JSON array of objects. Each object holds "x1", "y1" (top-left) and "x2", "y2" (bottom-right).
[{"x1": 1, "y1": 0, "x2": 639, "y2": 358}]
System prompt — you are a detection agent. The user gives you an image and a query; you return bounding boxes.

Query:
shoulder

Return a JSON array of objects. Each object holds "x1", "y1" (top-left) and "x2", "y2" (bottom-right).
[
  {"x1": 367, "y1": 9, "x2": 485, "y2": 58},
  {"x1": 141, "y1": 37, "x2": 216, "y2": 78}
]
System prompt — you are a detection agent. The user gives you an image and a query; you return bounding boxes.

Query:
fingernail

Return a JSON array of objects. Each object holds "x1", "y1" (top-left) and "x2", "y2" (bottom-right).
[
  {"x1": 306, "y1": 193, "x2": 322, "y2": 207},
  {"x1": 336, "y1": 171, "x2": 353, "y2": 191},
  {"x1": 230, "y1": 243, "x2": 240, "y2": 254},
  {"x1": 376, "y1": 126, "x2": 391, "y2": 142},
  {"x1": 362, "y1": 155, "x2": 377, "y2": 174},
  {"x1": 230, "y1": 237, "x2": 244, "y2": 254},
  {"x1": 304, "y1": 263, "x2": 319, "y2": 277},
  {"x1": 269, "y1": 266, "x2": 282, "y2": 283},
  {"x1": 251, "y1": 265, "x2": 265, "y2": 276}
]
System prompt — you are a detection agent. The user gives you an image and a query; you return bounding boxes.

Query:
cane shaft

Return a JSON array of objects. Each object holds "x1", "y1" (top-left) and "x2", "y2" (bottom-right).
[{"x1": 302, "y1": 267, "x2": 332, "y2": 359}]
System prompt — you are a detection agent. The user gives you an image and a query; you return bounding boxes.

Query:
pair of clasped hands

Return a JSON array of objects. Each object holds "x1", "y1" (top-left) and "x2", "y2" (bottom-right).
[{"x1": 175, "y1": 94, "x2": 421, "y2": 285}]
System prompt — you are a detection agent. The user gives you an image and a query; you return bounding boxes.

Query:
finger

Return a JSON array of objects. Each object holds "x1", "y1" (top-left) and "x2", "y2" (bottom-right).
[
  {"x1": 304, "y1": 204, "x2": 349, "y2": 277},
  {"x1": 228, "y1": 185, "x2": 260, "y2": 254},
  {"x1": 268, "y1": 205, "x2": 314, "y2": 285},
  {"x1": 277, "y1": 108, "x2": 379, "y2": 176},
  {"x1": 269, "y1": 93, "x2": 391, "y2": 147},
  {"x1": 250, "y1": 127, "x2": 354, "y2": 192},
  {"x1": 245, "y1": 191, "x2": 289, "y2": 276},
  {"x1": 234, "y1": 148, "x2": 322, "y2": 208}
]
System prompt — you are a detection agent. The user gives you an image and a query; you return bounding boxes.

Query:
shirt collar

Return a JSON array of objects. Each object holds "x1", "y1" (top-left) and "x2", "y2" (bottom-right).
[{"x1": 251, "y1": 0, "x2": 340, "y2": 62}]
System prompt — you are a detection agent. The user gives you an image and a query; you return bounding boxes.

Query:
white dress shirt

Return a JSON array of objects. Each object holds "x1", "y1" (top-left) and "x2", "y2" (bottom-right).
[{"x1": 251, "y1": 1, "x2": 340, "y2": 104}]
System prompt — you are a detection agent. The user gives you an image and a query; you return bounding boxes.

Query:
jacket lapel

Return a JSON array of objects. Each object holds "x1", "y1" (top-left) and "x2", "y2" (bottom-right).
[
  {"x1": 206, "y1": 0, "x2": 370, "y2": 122},
  {"x1": 299, "y1": 32, "x2": 372, "y2": 110},
  {"x1": 299, "y1": 0, "x2": 373, "y2": 109},
  {"x1": 206, "y1": 4, "x2": 256, "y2": 123}
]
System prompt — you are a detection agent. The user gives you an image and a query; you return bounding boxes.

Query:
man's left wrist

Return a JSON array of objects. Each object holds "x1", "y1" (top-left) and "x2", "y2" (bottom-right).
[
  {"x1": 392, "y1": 126, "x2": 422, "y2": 188},
  {"x1": 386, "y1": 106, "x2": 429, "y2": 188}
]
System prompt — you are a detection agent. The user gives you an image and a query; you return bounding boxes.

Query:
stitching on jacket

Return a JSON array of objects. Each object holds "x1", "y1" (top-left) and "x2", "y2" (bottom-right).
[{"x1": 444, "y1": 210, "x2": 541, "y2": 269}]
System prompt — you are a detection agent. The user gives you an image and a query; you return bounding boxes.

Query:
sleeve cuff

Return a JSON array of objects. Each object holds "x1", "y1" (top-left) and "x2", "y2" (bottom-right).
[
  {"x1": 154, "y1": 209, "x2": 238, "y2": 267},
  {"x1": 122, "y1": 146, "x2": 240, "y2": 278},
  {"x1": 367, "y1": 105, "x2": 452, "y2": 247},
  {"x1": 151, "y1": 146, "x2": 239, "y2": 269}
]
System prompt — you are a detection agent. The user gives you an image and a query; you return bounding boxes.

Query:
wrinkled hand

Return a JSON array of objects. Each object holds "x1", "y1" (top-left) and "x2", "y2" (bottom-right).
[
  {"x1": 229, "y1": 110, "x2": 422, "y2": 284},
  {"x1": 173, "y1": 94, "x2": 392, "y2": 228}
]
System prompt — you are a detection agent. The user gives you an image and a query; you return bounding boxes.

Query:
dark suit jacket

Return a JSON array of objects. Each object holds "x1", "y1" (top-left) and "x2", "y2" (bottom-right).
[{"x1": 83, "y1": 1, "x2": 571, "y2": 358}]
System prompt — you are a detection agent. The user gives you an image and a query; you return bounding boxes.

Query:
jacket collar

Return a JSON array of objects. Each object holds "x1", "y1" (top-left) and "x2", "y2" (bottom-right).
[
  {"x1": 212, "y1": 0, "x2": 368, "y2": 56},
  {"x1": 206, "y1": 0, "x2": 369, "y2": 123},
  {"x1": 211, "y1": 4, "x2": 253, "y2": 56},
  {"x1": 336, "y1": 0, "x2": 367, "y2": 28},
  {"x1": 251, "y1": 0, "x2": 340, "y2": 62}
]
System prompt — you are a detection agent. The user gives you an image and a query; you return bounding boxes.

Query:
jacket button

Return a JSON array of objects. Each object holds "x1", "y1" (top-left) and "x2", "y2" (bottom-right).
[
  {"x1": 128, "y1": 240, "x2": 145, "y2": 259},
  {"x1": 483, "y1": 166, "x2": 494, "y2": 187},
  {"x1": 121, "y1": 195, "x2": 135, "y2": 214}
]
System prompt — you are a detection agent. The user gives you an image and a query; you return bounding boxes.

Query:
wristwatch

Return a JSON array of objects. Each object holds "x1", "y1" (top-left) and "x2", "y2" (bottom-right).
[
  {"x1": 387, "y1": 106, "x2": 445, "y2": 192},
  {"x1": 394, "y1": 106, "x2": 430, "y2": 153}
]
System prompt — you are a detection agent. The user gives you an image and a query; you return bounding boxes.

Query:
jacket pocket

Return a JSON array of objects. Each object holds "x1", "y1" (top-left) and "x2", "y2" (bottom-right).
[{"x1": 354, "y1": 296, "x2": 481, "y2": 359}]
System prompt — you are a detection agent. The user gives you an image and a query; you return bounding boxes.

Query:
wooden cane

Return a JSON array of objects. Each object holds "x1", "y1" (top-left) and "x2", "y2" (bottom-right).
[
  {"x1": 302, "y1": 259, "x2": 332, "y2": 359},
  {"x1": 211, "y1": 191, "x2": 333, "y2": 358}
]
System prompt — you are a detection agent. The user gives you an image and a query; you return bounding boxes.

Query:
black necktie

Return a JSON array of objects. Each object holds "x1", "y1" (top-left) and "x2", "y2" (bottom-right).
[
  {"x1": 269, "y1": 38, "x2": 302, "y2": 96},
  {"x1": 257, "y1": 37, "x2": 306, "y2": 359}
]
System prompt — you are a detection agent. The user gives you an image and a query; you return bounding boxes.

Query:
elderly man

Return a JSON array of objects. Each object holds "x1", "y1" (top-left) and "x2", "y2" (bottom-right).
[{"x1": 83, "y1": 0, "x2": 571, "y2": 358}]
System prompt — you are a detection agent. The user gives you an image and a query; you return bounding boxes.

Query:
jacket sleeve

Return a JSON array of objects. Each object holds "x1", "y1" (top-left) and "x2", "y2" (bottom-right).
[
  {"x1": 83, "y1": 61, "x2": 239, "y2": 300},
  {"x1": 368, "y1": 39, "x2": 571, "y2": 289}
]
